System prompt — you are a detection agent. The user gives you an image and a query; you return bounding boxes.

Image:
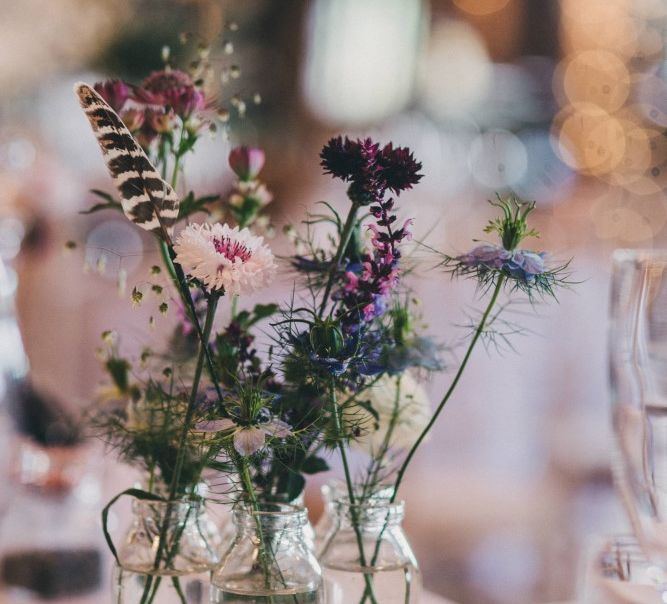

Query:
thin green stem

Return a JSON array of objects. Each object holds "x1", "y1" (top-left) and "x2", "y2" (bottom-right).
[
  {"x1": 141, "y1": 296, "x2": 219, "y2": 604},
  {"x1": 238, "y1": 458, "x2": 276, "y2": 604},
  {"x1": 329, "y1": 380, "x2": 379, "y2": 604},
  {"x1": 171, "y1": 577, "x2": 187, "y2": 604},
  {"x1": 168, "y1": 295, "x2": 219, "y2": 500},
  {"x1": 318, "y1": 203, "x2": 359, "y2": 317},
  {"x1": 390, "y1": 275, "x2": 505, "y2": 502},
  {"x1": 363, "y1": 375, "x2": 402, "y2": 500}
]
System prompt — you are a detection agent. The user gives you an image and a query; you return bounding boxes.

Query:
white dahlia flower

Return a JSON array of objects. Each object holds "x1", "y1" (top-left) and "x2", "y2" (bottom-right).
[
  {"x1": 173, "y1": 223, "x2": 276, "y2": 295},
  {"x1": 354, "y1": 372, "x2": 431, "y2": 452}
]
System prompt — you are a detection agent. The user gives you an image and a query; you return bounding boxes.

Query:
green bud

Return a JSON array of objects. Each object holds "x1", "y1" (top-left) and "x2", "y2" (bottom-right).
[
  {"x1": 309, "y1": 320, "x2": 344, "y2": 357},
  {"x1": 391, "y1": 306, "x2": 411, "y2": 346}
]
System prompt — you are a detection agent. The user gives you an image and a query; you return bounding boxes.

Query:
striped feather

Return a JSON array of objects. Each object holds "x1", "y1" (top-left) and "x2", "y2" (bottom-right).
[{"x1": 74, "y1": 82, "x2": 180, "y2": 237}]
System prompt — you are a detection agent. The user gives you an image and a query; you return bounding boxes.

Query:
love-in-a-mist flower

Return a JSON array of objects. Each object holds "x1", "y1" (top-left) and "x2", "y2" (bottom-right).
[
  {"x1": 457, "y1": 244, "x2": 546, "y2": 283},
  {"x1": 174, "y1": 223, "x2": 276, "y2": 295},
  {"x1": 195, "y1": 416, "x2": 292, "y2": 456}
]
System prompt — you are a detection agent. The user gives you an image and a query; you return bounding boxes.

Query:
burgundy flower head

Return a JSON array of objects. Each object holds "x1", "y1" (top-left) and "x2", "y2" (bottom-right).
[
  {"x1": 320, "y1": 136, "x2": 422, "y2": 204},
  {"x1": 133, "y1": 69, "x2": 206, "y2": 117},
  {"x1": 94, "y1": 79, "x2": 130, "y2": 113}
]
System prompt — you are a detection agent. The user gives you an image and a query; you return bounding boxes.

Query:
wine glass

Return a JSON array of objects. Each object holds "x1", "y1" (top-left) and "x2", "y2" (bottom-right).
[{"x1": 609, "y1": 249, "x2": 667, "y2": 599}]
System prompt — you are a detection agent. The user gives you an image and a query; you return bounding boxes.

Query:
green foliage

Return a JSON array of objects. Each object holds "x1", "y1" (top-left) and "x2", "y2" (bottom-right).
[
  {"x1": 80, "y1": 189, "x2": 123, "y2": 215},
  {"x1": 483, "y1": 194, "x2": 539, "y2": 251},
  {"x1": 178, "y1": 191, "x2": 220, "y2": 219}
]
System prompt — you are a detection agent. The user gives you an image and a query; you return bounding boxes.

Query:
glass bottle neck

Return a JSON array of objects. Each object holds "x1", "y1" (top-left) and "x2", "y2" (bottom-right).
[
  {"x1": 232, "y1": 502, "x2": 308, "y2": 537},
  {"x1": 332, "y1": 500, "x2": 405, "y2": 531}
]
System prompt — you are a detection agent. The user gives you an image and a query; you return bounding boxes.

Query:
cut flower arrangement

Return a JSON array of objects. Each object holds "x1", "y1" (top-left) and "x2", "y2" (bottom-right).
[{"x1": 72, "y1": 56, "x2": 572, "y2": 604}]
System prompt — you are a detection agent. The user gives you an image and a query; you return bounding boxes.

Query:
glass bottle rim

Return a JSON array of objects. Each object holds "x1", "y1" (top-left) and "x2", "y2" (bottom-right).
[
  {"x1": 333, "y1": 498, "x2": 405, "y2": 516},
  {"x1": 232, "y1": 502, "x2": 308, "y2": 525},
  {"x1": 612, "y1": 248, "x2": 667, "y2": 265},
  {"x1": 132, "y1": 496, "x2": 203, "y2": 513}
]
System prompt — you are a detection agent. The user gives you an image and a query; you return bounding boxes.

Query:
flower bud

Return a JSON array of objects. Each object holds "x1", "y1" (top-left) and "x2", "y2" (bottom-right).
[
  {"x1": 309, "y1": 320, "x2": 344, "y2": 357},
  {"x1": 147, "y1": 109, "x2": 178, "y2": 134},
  {"x1": 94, "y1": 79, "x2": 129, "y2": 112},
  {"x1": 229, "y1": 146, "x2": 265, "y2": 181},
  {"x1": 120, "y1": 108, "x2": 145, "y2": 132}
]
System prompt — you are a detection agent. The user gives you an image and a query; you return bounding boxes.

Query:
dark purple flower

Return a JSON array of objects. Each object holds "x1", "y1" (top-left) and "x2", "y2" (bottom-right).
[
  {"x1": 377, "y1": 143, "x2": 423, "y2": 194},
  {"x1": 229, "y1": 146, "x2": 266, "y2": 181},
  {"x1": 320, "y1": 136, "x2": 422, "y2": 204},
  {"x1": 94, "y1": 79, "x2": 130, "y2": 112}
]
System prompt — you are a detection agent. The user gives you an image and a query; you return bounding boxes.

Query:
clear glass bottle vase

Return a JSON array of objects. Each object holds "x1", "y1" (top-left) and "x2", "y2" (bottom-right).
[
  {"x1": 114, "y1": 498, "x2": 222, "y2": 604},
  {"x1": 313, "y1": 480, "x2": 393, "y2": 552},
  {"x1": 210, "y1": 503, "x2": 323, "y2": 603},
  {"x1": 318, "y1": 500, "x2": 422, "y2": 604}
]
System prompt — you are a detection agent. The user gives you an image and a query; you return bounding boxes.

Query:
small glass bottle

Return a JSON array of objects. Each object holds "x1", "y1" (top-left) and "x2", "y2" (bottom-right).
[
  {"x1": 318, "y1": 500, "x2": 421, "y2": 604},
  {"x1": 0, "y1": 440, "x2": 105, "y2": 601},
  {"x1": 0, "y1": 256, "x2": 28, "y2": 517},
  {"x1": 210, "y1": 503, "x2": 323, "y2": 603},
  {"x1": 114, "y1": 498, "x2": 222, "y2": 604},
  {"x1": 313, "y1": 480, "x2": 393, "y2": 553}
]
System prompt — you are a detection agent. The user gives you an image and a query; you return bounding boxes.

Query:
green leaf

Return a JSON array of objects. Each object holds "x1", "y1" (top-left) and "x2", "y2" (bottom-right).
[
  {"x1": 90, "y1": 189, "x2": 116, "y2": 202},
  {"x1": 245, "y1": 303, "x2": 279, "y2": 327},
  {"x1": 301, "y1": 456, "x2": 329, "y2": 475},
  {"x1": 284, "y1": 473, "x2": 306, "y2": 502},
  {"x1": 178, "y1": 192, "x2": 220, "y2": 219},
  {"x1": 106, "y1": 357, "x2": 130, "y2": 393},
  {"x1": 80, "y1": 201, "x2": 123, "y2": 215},
  {"x1": 101, "y1": 488, "x2": 164, "y2": 564}
]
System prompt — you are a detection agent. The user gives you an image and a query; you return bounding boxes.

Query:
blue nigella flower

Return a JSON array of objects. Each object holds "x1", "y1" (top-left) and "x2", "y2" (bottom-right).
[{"x1": 458, "y1": 245, "x2": 546, "y2": 283}]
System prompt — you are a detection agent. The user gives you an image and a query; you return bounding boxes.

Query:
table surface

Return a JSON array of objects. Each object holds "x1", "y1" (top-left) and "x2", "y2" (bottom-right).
[{"x1": 0, "y1": 589, "x2": 454, "y2": 603}]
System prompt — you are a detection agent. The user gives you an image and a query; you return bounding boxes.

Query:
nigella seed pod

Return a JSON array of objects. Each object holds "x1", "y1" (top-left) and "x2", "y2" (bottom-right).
[{"x1": 309, "y1": 320, "x2": 344, "y2": 357}]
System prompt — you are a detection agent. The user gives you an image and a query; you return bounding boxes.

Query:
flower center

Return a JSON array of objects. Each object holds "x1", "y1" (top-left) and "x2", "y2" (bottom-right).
[{"x1": 213, "y1": 236, "x2": 252, "y2": 262}]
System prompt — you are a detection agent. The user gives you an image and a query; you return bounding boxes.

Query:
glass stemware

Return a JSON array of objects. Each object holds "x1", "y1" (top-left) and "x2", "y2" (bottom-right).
[{"x1": 609, "y1": 249, "x2": 667, "y2": 599}]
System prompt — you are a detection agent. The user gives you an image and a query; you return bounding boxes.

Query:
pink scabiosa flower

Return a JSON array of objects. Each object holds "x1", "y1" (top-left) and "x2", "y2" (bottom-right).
[
  {"x1": 173, "y1": 223, "x2": 276, "y2": 295},
  {"x1": 195, "y1": 417, "x2": 292, "y2": 456},
  {"x1": 94, "y1": 79, "x2": 130, "y2": 112},
  {"x1": 229, "y1": 146, "x2": 266, "y2": 181}
]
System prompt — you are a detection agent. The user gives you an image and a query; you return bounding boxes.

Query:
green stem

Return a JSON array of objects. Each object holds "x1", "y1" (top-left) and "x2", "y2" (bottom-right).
[
  {"x1": 329, "y1": 381, "x2": 379, "y2": 604},
  {"x1": 140, "y1": 296, "x2": 219, "y2": 604},
  {"x1": 318, "y1": 203, "x2": 359, "y2": 318},
  {"x1": 363, "y1": 376, "x2": 402, "y2": 501},
  {"x1": 238, "y1": 458, "x2": 276, "y2": 604},
  {"x1": 171, "y1": 577, "x2": 187, "y2": 604},
  {"x1": 359, "y1": 277, "x2": 506, "y2": 604},
  {"x1": 390, "y1": 275, "x2": 505, "y2": 502}
]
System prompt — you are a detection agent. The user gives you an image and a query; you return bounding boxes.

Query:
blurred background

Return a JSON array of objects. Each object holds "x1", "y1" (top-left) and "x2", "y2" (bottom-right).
[{"x1": 2, "y1": 0, "x2": 667, "y2": 602}]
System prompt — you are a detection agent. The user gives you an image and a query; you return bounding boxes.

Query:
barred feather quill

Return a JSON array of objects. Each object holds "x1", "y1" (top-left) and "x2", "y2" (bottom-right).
[{"x1": 74, "y1": 82, "x2": 180, "y2": 237}]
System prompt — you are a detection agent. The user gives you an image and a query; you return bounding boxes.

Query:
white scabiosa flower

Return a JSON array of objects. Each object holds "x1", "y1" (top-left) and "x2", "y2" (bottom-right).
[
  {"x1": 354, "y1": 372, "x2": 431, "y2": 452},
  {"x1": 173, "y1": 223, "x2": 276, "y2": 295}
]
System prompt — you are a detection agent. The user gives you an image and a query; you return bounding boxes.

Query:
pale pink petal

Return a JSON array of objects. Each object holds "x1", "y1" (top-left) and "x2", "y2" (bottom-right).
[
  {"x1": 195, "y1": 418, "x2": 237, "y2": 432},
  {"x1": 234, "y1": 427, "x2": 266, "y2": 456},
  {"x1": 262, "y1": 419, "x2": 292, "y2": 438}
]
